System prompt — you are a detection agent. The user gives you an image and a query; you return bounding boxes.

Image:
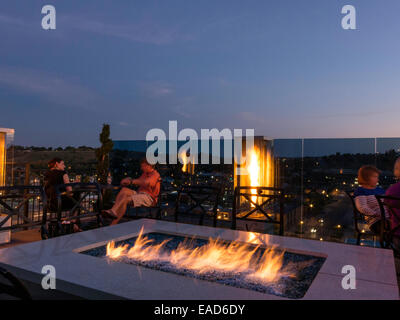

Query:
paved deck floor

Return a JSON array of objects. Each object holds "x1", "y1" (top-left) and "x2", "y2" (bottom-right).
[{"x1": 0, "y1": 229, "x2": 42, "y2": 249}]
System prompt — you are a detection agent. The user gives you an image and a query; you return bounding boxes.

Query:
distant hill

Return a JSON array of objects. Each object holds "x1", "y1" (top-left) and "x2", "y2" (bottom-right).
[
  {"x1": 13, "y1": 150, "x2": 95, "y2": 165},
  {"x1": 10, "y1": 148, "x2": 97, "y2": 179}
]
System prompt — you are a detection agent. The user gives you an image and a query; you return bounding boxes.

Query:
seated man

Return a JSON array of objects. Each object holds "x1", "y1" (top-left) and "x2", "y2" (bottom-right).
[{"x1": 102, "y1": 158, "x2": 160, "y2": 225}]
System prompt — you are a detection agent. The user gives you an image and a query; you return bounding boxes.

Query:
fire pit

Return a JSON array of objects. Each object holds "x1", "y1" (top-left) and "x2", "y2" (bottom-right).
[
  {"x1": 0, "y1": 219, "x2": 398, "y2": 299},
  {"x1": 81, "y1": 229, "x2": 325, "y2": 299}
]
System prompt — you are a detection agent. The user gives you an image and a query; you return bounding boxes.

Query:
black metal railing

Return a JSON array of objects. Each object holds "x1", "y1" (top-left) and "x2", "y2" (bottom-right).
[
  {"x1": 0, "y1": 185, "x2": 47, "y2": 232},
  {"x1": 231, "y1": 186, "x2": 285, "y2": 235},
  {"x1": 174, "y1": 185, "x2": 222, "y2": 227},
  {"x1": 41, "y1": 183, "x2": 104, "y2": 238}
]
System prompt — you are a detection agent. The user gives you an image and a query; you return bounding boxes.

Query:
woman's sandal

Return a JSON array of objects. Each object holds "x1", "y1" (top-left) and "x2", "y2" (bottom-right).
[
  {"x1": 101, "y1": 209, "x2": 118, "y2": 220},
  {"x1": 73, "y1": 223, "x2": 83, "y2": 233}
]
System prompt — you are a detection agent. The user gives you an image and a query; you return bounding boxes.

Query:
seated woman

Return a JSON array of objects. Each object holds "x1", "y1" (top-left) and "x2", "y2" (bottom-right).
[
  {"x1": 44, "y1": 157, "x2": 81, "y2": 232},
  {"x1": 385, "y1": 158, "x2": 400, "y2": 238},
  {"x1": 354, "y1": 165, "x2": 387, "y2": 234},
  {"x1": 102, "y1": 158, "x2": 160, "y2": 225}
]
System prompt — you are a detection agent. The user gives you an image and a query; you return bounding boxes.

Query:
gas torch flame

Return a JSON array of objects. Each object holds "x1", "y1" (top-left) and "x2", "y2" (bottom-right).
[
  {"x1": 106, "y1": 227, "x2": 292, "y2": 284},
  {"x1": 247, "y1": 149, "x2": 260, "y2": 207},
  {"x1": 181, "y1": 151, "x2": 188, "y2": 173},
  {"x1": 180, "y1": 150, "x2": 194, "y2": 174}
]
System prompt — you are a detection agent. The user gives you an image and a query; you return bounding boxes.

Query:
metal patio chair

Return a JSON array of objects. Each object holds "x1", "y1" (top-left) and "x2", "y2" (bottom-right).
[
  {"x1": 345, "y1": 191, "x2": 379, "y2": 246},
  {"x1": 174, "y1": 185, "x2": 222, "y2": 227},
  {"x1": 231, "y1": 186, "x2": 285, "y2": 235},
  {"x1": 104, "y1": 178, "x2": 163, "y2": 221},
  {"x1": 41, "y1": 183, "x2": 104, "y2": 239},
  {"x1": 376, "y1": 194, "x2": 400, "y2": 255},
  {"x1": 126, "y1": 178, "x2": 163, "y2": 220},
  {"x1": 0, "y1": 266, "x2": 31, "y2": 300}
]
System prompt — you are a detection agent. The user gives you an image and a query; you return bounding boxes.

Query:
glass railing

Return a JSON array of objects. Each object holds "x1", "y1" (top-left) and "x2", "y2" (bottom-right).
[
  {"x1": 111, "y1": 137, "x2": 400, "y2": 246},
  {"x1": 275, "y1": 138, "x2": 400, "y2": 245}
]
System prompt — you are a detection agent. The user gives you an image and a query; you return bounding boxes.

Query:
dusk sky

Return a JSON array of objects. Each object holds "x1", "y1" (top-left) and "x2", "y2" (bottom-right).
[{"x1": 1, "y1": 0, "x2": 400, "y2": 147}]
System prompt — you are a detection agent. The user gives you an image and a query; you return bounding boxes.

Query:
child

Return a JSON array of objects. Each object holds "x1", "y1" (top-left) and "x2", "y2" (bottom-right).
[{"x1": 354, "y1": 165, "x2": 387, "y2": 234}]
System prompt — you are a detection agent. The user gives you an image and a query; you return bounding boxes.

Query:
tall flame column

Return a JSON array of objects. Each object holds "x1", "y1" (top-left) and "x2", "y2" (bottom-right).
[
  {"x1": 0, "y1": 132, "x2": 6, "y2": 186},
  {"x1": 234, "y1": 136, "x2": 275, "y2": 206},
  {"x1": 0, "y1": 128, "x2": 14, "y2": 186}
]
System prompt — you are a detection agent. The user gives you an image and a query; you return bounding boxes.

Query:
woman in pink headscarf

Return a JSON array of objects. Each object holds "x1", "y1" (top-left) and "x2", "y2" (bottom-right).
[{"x1": 385, "y1": 158, "x2": 400, "y2": 245}]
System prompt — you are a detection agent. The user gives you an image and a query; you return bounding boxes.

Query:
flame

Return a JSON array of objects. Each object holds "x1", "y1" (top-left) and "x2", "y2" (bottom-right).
[
  {"x1": 179, "y1": 150, "x2": 195, "y2": 174},
  {"x1": 247, "y1": 149, "x2": 260, "y2": 206},
  {"x1": 106, "y1": 227, "x2": 291, "y2": 284},
  {"x1": 180, "y1": 151, "x2": 188, "y2": 173},
  {"x1": 0, "y1": 132, "x2": 5, "y2": 186},
  {"x1": 235, "y1": 138, "x2": 275, "y2": 209},
  {"x1": 106, "y1": 229, "x2": 169, "y2": 261},
  {"x1": 247, "y1": 232, "x2": 257, "y2": 243}
]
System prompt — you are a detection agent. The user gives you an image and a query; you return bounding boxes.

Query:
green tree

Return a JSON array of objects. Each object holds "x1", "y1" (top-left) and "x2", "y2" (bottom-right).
[{"x1": 95, "y1": 124, "x2": 114, "y2": 184}]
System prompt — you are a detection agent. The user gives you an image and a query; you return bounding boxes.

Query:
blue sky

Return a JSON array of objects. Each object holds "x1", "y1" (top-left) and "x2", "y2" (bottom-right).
[{"x1": 1, "y1": 0, "x2": 400, "y2": 147}]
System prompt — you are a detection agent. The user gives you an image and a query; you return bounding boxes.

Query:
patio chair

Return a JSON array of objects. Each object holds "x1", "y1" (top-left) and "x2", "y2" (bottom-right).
[
  {"x1": 104, "y1": 178, "x2": 163, "y2": 220},
  {"x1": 174, "y1": 185, "x2": 222, "y2": 227},
  {"x1": 0, "y1": 266, "x2": 31, "y2": 300},
  {"x1": 125, "y1": 178, "x2": 163, "y2": 220},
  {"x1": 345, "y1": 191, "x2": 380, "y2": 246},
  {"x1": 231, "y1": 186, "x2": 285, "y2": 235},
  {"x1": 41, "y1": 183, "x2": 104, "y2": 239},
  {"x1": 0, "y1": 186, "x2": 47, "y2": 234},
  {"x1": 375, "y1": 194, "x2": 400, "y2": 254}
]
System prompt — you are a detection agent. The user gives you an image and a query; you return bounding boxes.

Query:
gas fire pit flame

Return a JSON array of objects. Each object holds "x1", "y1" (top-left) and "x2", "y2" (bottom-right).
[{"x1": 106, "y1": 228, "x2": 293, "y2": 284}]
